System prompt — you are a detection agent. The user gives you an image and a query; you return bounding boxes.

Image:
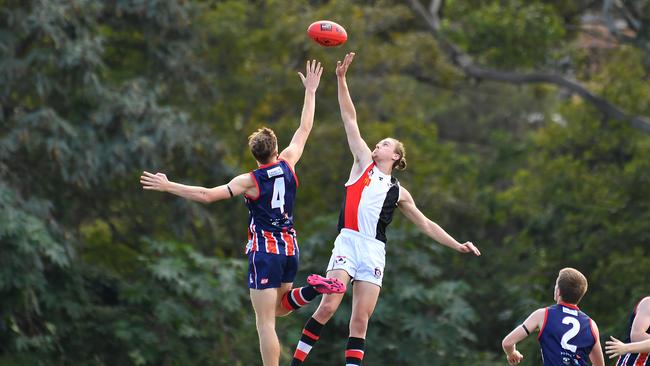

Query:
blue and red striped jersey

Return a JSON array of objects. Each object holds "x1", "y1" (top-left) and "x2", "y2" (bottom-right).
[
  {"x1": 244, "y1": 159, "x2": 298, "y2": 256},
  {"x1": 616, "y1": 297, "x2": 650, "y2": 366},
  {"x1": 538, "y1": 303, "x2": 597, "y2": 366}
]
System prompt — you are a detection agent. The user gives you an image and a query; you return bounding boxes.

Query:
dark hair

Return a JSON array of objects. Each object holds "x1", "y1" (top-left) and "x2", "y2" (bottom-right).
[
  {"x1": 248, "y1": 127, "x2": 277, "y2": 164},
  {"x1": 391, "y1": 138, "x2": 407, "y2": 171},
  {"x1": 557, "y1": 268, "x2": 588, "y2": 304}
]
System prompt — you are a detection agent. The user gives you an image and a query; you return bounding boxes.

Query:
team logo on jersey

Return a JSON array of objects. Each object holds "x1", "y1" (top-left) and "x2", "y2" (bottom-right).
[
  {"x1": 261, "y1": 278, "x2": 269, "y2": 284},
  {"x1": 363, "y1": 175, "x2": 371, "y2": 186},
  {"x1": 335, "y1": 256, "x2": 347, "y2": 265},
  {"x1": 374, "y1": 267, "x2": 382, "y2": 279},
  {"x1": 266, "y1": 166, "x2": 283, "y2": 178}
]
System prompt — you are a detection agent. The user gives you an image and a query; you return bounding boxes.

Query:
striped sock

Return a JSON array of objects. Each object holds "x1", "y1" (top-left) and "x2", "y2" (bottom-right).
[
  {"x1": 345, "y1": 337, "x2": 365, "y2": 366},
  {"x1": 281, "y1": 286, "x2": 320, "y2": 311},
  {"x1": 291, "y1": 317, "x2": 324, "y2": 366}
]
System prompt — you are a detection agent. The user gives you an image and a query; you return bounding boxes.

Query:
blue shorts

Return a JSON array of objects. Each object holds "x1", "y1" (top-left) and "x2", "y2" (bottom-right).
[{"x1": 248, "y1": 251, "x2": 299, "y2": 289}]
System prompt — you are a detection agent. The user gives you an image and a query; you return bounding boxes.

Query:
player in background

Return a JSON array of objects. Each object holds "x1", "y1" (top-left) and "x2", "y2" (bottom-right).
[
  {"x1": 288, "y1": 52, "x2": 481, "y2": 366},
  {"x1": 501, "y1": 268, "x2": 605, "y2": 366},
  {"x1": 606, "y1": 296, "x2": 650, "y2": 365},
  {"x1": 140, "y1": 60, "x2": 345, "y2": 366}
]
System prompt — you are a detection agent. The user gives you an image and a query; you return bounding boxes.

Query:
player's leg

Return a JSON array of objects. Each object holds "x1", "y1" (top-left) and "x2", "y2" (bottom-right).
[
  {"x1": 313, "y1": 269, "x2": 351, "y2": 323},
  {"x1": 250, "y1": 288, "x2": 281, "y2": 366},
  {"x1": 345, "y1": 236, "x2": 384, "y2": 366},
  {"x1": 277, "y1": 254, "x2": 346, "y2": 316},
  {"x1": 290, "y1": 269, "x2": 351, "y2": 366},
  {"x1": 248, "y1": 250, "x2": 287, "y2": 366},
  {"x1": 276, "y1": 282, "x2": 294, "y2": 317},
  {"x1": 346, "y1": 281, "x2": 381, "y2": 366}
]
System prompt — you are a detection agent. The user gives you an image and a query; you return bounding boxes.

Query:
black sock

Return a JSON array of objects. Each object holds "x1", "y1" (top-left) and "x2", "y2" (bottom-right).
[
  {"x1": 345, "y1": 337, "x2": 365, "y2": 365},
  {"x1": 291, "y1": 317, "x2": 324, "y2": 365}
]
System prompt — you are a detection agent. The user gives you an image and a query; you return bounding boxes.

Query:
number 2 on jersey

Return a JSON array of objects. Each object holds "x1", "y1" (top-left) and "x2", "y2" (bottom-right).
[
  {"x1": 560, "y1": 316, "x2": 580, "y2": 353},
  {"x1": 271, "y1": 178, "x2": 285, "y2": 213}
]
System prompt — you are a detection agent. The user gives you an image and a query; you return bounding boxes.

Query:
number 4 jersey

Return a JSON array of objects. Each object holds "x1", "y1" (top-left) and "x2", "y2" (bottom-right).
[
  {"x1": 245, "y1": 159, "x2": 298, "y2": 256},
  {"x1": 538, "y1": 302, "x2": 597, "y2": 366}
]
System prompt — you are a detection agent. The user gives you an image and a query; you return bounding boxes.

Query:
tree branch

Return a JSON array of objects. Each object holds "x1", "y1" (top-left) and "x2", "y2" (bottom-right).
[{"x1": 407, "y1": 0, "x2": 650, "y2": 132}]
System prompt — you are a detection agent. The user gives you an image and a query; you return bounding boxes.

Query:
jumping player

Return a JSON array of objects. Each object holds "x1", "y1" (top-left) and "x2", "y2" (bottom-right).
[
  {"x1": 607, "y1": 296, "x2": 650, "y2": 365},
  {"x1": 288, "y1": 52, "x2": 481, "y2": 366},
  {"x1": 501, "y1": 268, "x2": 605, "y2": 366},
  {"x1": 140, "y1": 60, "x2": 345, "y2": 366}
]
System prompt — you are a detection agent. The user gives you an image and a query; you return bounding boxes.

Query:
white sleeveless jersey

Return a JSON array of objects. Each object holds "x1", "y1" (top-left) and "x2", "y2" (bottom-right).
[{"x1": 337, "y1": 162, "x2": 400, "y2": 243}]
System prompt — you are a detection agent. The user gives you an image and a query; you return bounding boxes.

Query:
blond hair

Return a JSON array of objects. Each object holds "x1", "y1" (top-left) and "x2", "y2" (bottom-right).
[
  {"x1": 557, "y1": 268, "x2": 588, "y2": 304},
  {"x1": 248, "y1": 127, "x2": 277, "y2": 164},
  {"x1": 390, "y1": 138, "x2": 407, "y2": 171}
]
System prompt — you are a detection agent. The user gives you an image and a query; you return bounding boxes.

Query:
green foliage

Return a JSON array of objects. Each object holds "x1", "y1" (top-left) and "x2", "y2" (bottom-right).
[{"x1": 444, "y1": 0, "x2": 566, "y2": 68}]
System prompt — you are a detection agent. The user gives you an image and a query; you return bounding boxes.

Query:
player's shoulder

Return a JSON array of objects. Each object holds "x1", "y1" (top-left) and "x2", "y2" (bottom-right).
[
  {"x1": 637, "y1": 296, "x2": 650, "y2": 312},
  {"x1": 234, "y1": 172, "x2": 256, "y2": 186}
]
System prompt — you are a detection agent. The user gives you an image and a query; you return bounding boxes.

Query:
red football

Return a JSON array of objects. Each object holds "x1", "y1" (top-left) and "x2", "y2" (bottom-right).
[{"x1": 307, "y1": 20, "x2": 347, "y2": 47}]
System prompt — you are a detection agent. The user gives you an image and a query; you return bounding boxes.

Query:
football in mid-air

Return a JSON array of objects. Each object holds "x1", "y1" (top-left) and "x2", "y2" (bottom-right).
[{"x1": 307, "y1": 20, "x2": 347, "y2": 47}]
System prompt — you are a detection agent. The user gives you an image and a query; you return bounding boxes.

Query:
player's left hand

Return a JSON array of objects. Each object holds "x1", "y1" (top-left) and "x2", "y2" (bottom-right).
[
  {"x1": 605, "y1": 336, "x2": 627, "y2": 358},
  {"x1": 457, "y1": 241, "x2": 481, "y2": 256}
]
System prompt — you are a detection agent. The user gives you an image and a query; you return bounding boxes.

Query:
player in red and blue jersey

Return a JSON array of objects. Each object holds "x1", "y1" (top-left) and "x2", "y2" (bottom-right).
[
  {"x1": 140, "y1": 60, "x2": 344, "y2": 366},
  {"x1": 502, "y1": 268, "x2": 605, "y2": 366},
  {"x1": 606, "y1": 296, "x2": 650, "y2": 365}
]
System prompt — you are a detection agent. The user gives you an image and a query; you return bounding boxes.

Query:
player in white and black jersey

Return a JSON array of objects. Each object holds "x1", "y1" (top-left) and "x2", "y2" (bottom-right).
[{"x1": 289, "y1": 53, "x2": 482, "y2": 366}]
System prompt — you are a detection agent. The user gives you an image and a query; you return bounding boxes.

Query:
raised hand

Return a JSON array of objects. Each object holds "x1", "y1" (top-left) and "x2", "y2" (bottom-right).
[
  {"x1": 336, "y1": 52, "x2": 355, "y2": 78},
  {"x1": 457, "y1": 241, "x2": 481, "y2": 256},
  {"x1": 140, "y1": 171, "x2": 170, "y2": 192},
  {"x1": 298, "y1": 59, "x2": 323, "y2": 93}
]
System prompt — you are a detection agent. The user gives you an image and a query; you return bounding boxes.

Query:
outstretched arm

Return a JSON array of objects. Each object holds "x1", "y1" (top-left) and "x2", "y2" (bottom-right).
[
  {"x1": 336, "y1": 52, "x2": 372, "y2": 169},
  {"x1": 140, "y1": 171, "x2": 256, "y2": 203},
  {"x1": 501, "y1": 308, "x2": 546, "y2": 366},
  {"x1": 279, "y1": 59, "x2": 323, "y2": 168},
  {"x1": 397, "y1": 186, "x2": 481, "y2": 255},
  {"x1": 606, "y1": 337, "x2": 650, "y2": 358}
]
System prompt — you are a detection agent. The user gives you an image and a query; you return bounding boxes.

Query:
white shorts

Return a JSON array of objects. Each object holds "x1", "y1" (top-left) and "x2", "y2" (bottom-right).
[{"x1": 326, "y1": 229, "x2": 386, "y2": 287}]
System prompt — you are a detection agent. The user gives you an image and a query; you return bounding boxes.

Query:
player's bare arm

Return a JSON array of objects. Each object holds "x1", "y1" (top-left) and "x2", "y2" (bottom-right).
[
  {"x1": 336, "y1": 52, "x2": 372, "y2": 175},
  {"x1": 397, "y1": 186, "x2": 481, "y2": 256},
  {"x1": 606, "y1": 336, "x2": 650, "y2": 358},
  {"x1": 501, "y1": 308, "x2": 546, "y2": 366},
  {"x1": 631, "y1": 297, "x2": 650, "y2": 342},
  {"x1": 588, "y1": 320, "x2": 606, "y2": 366},
  {"x1": 140, "y1": 171, "x2": 256, "y2": 203},
  {"x1": 279, "y1": 59, "x2": 323, "y2": 168}
]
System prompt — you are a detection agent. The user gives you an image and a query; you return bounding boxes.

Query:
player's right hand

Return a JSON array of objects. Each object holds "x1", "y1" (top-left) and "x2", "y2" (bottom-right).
[
  {"x1": 506, "y1": 350, "x2": 524, "y2": 365},
  {"x1": 336, "y1": 52, "x2": 355, "y2": 78},
  {"x1": 298, "y1": 59, "x2": 323, "y2": 93},
  {"x1": 605, "y1": 336, "x2": 627, "y2": 358},
  {"x1": 140, "y1": 171, "x2": 170, "y2": 192}
]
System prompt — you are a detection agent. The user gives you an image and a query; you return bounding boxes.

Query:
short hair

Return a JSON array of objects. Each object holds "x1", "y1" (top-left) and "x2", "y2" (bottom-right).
[
  {"x1": 390, "y1": 138, "x2": 407, "y2": 171},
  {"x1": 557, "y1": 268, "x2": 588, "y2": 305},
  {"x1": 248, "y1": 127, "x2": 277, "y2": 164}
]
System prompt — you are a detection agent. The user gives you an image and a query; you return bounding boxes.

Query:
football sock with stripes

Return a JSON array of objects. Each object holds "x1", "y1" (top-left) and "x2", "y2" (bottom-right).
[
  {"x1": 290, "y1": 317, "x2": 324, "y2": 366},
  {"x1": 345, "y1": 337, "x2": 365, "y2": 366},
  {"x1": 281, "y1": 286, "x2": 320, "y2": 311}
]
